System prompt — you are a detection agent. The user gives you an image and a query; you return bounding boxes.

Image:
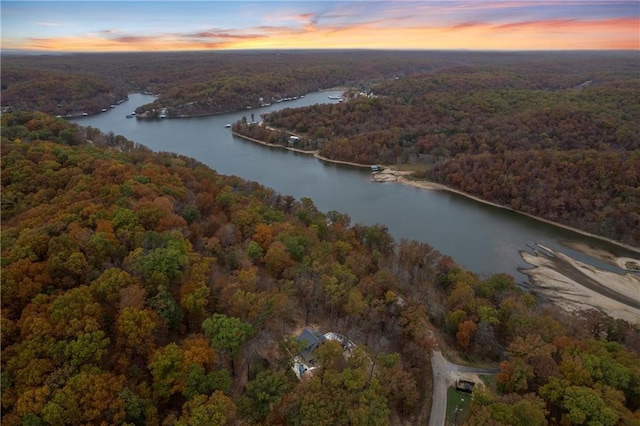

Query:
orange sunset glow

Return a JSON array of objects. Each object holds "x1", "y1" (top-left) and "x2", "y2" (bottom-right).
[{"x1": 2, "y1": 1, "x2": 639, "y2": 52}]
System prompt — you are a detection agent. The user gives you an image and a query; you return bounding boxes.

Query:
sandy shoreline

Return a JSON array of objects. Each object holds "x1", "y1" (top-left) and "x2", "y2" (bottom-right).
[
  {"x1": 232, "y1": 133, "x2": 640, "y2": 254},
  {"x1": 519, "y1": 244, "x2": 640, "y2": 323},
  {"x1": 231, "y1": 130, "x2": 372, "y2": 168},
  {"x1": 371, "y1": 168, "x2": 640, "y2": 254},
  {"x1": 374, "y1": 169, "x2": 640, "y2": 323}
]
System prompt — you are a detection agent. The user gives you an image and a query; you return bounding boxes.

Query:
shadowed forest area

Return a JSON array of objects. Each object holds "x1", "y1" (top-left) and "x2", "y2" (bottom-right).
[{"x1": 2, "y1": 50, "x2": 463, "y2": 117}]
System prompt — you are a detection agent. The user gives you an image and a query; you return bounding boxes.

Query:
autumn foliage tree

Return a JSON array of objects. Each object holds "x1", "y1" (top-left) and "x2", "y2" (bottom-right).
[
  {"x1": 2, "y1": 110, "x2": 638, "y2": 425},
  {"x1": 234, "y1": 54, "x2": 640, "y2": 246}
]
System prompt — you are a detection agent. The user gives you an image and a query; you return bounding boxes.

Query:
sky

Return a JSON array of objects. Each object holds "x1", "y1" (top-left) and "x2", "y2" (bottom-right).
[{"x1": 1, "y1": 1, "x2": 638, "y2": 52}]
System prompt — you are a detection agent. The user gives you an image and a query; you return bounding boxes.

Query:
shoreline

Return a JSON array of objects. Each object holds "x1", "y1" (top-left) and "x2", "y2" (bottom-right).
[
  {"x1": 229, "y1": 131, "x2": 640, "y2": 323},
  {"x1": 518, "y1": 244, "x2": 640, "y2": 323},
  {"x1": 231, "y1": 130, "x2": 372, "y2": 168},
  {"x1": 232, "y1": 130, "x2": 640, "y2": 255},
  {"x1": 135, "y1": 87, "x2": 348, "y2": 120},
  {"x1": 391, "y1": 174, "x2": 640, "y2": 255}
]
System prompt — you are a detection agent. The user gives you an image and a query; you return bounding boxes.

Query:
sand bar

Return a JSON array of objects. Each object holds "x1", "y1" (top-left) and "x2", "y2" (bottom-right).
[{"x1": 519, "y1": 244, "x2": 640, "y2": 323}]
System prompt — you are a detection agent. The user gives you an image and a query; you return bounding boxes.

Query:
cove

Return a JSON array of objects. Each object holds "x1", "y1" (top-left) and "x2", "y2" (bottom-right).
[{"x1": 72, "y1": 92, "x2": 639, "y2": 286}]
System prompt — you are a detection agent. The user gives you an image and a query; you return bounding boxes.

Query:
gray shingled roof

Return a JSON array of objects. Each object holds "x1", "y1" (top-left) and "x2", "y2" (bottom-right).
[{"x1": 297, "y1": 328, "x2": 326, "y2": 363}]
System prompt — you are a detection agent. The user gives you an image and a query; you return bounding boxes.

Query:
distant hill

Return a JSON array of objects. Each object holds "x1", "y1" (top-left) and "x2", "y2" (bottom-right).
[{"x1": 5, "y1": 50, "x2": 635, "y2": 117}]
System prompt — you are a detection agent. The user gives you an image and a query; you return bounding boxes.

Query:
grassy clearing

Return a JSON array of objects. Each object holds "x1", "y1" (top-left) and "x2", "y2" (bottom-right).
[{"x1": 446, "y1": 386, "x2": 472, "y2": 426}]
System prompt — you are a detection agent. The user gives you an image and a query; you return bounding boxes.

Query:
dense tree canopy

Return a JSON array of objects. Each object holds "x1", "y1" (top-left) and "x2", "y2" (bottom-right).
[
  {"x1": 1, "y1": 50, "x2": 461, "y2": 117},
  {"x1": 2, "y1": 75, "x2": 639, "y2": 424},
  {"x1": 233, "y1": 53, "x2": 640, "y2": 246},
  {"x1": 5, "y1": 50, "x2": 635, "y2": 120}
]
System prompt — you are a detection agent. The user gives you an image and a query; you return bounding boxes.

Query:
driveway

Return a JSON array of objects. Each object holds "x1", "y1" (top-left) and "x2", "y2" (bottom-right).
[{"x1": 429, "y1": 350, "x2": 500, "y2": 426}]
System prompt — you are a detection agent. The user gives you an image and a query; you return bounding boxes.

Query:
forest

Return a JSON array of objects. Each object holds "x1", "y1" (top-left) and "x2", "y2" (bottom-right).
[
  {"x1": 4, "y1": 51, "x2": 638, "y2": 245},
  {"x1": 3, "y1": 50, "x2": 632, "y2": 118},
  {"x1": 1, "y1": 50, "x2": 462, "y2": 117},
  {"x1": 231, "y1": 53, "x2": 640, "y2": 246},
  {"x1": 2, "y1": 112, "x2": 640, "y2": 425}
]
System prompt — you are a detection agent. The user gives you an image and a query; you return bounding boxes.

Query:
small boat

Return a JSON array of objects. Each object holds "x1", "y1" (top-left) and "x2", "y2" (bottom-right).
[{"x1": 225, "y1": 124, "x2": 231, "y2": 128}]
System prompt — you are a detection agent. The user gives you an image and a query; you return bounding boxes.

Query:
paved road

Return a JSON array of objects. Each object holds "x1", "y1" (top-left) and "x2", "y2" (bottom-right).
[
  {"x1": 429, "y1": 350, "x2": 448, "y2": 426},
  {"x1": 429, "y1": 350, "x2": 500, "y2": 426}
]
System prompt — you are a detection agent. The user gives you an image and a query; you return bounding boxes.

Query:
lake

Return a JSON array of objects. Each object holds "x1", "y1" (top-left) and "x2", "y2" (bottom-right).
[{"x1": 72, "y1": 92, "x2": 639, "y2": 284}]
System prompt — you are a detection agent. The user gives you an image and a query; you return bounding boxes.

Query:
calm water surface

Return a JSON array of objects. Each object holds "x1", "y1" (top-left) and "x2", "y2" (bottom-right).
[{"x1": 72, "y1": 92, "x2": 638, "y2": 282}]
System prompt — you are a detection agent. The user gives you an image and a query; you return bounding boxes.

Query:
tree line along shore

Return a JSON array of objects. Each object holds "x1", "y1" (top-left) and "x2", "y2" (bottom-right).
[
  {"x1": 237, "y1": 123, "x2": 640, "y2": 256},
  {"x1": 3, "y1": 111, "x2": 640, "y2": 425},
  {"x1": 3, "y1": 50, "x2": 638, "y2": 245}
]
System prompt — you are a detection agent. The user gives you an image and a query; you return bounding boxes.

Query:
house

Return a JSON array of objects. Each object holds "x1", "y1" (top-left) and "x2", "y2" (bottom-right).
[
  {"x1": 456, "y1": 379, "x2": 475, "y2": 393},
  {"x1": 292, "y1": 329, "x2": 359, "y2": 380},
  {"x1": 292, "y1": 328, "x2": 326, "y2": 380},
  {"x1": 297, "y1": 328, "x2": 326, "y2": 364}
]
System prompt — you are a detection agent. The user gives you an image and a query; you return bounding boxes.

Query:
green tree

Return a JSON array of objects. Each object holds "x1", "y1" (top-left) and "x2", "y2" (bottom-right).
[
  {"x1": 133, "y1": 232, "x2": 189, "y2": 290},
  {"x1": 89, "y1": 268, "x2": 136, "y2": 306},
  {"x1": 150, "y1": 284, "x2": 183, "y2": 331},
  {"x1": 183, "y1": 364, "x2": 231, "y2": 399},
  {"x1": 118, "y1": 387, "x2": 153, "y2": 426},
  {"x1": 48, "y1": 286, "x2": 103, "y2": 338},
  {"x1": 63, "y1": 330, "x2": 109, "y2": 369},
  {"x1": 245, "y1": 241, "x2": 264, "y2": 262},
  {"x1": 148, "y1": 343, "x2": 183, "y2": 401},
  {"x1": 240, "y1": 370, "x2": 292, "y2": 421},
  {"x1": 562, "y1": 385, "x2": 618, "y2": 426},
  {"x1": 176, "y1": 391, "x2": 236, "y2": 426},
  {"x1": 201, "y1": 314, "x2": 254, "y2": 376},
  {"x1": 182, "y1": 205, "x2": 202, "y2": 225}
]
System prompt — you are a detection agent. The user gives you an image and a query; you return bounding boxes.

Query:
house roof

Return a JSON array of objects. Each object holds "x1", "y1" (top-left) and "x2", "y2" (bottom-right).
[
  {"x1": 297, "y1": 328, "x2": 326, "y2": 362},
  {"x1": 456, "y1": 379, "x2": 475, "y2": 393}
]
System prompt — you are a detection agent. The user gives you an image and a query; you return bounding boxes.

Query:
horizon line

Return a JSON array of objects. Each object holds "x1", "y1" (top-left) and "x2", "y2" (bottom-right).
[{"x1": 3, "y1": 47, "x2": 639, "y2": 56}]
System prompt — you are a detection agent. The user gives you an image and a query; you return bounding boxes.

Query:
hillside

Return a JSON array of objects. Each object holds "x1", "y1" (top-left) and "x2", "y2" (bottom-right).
[{"x1": 2, "y1": 112, "x2": 639, "y2": 425}]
